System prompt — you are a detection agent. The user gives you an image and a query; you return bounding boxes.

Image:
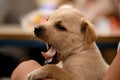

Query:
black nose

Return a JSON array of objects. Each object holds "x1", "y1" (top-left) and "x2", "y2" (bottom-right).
[{"x1": 34, "y1": 26, "x2": 45, "y2": 36}]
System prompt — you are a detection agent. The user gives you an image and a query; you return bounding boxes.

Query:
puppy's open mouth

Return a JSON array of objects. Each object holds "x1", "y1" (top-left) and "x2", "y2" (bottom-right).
[{"x1": 41, "y1": 43, "x2": 57, "y2": 64}]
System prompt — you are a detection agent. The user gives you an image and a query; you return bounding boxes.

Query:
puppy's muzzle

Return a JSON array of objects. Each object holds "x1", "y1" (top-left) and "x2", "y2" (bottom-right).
[{"x1": 34, "y1": 26, "x2": 45, "y2": 37}]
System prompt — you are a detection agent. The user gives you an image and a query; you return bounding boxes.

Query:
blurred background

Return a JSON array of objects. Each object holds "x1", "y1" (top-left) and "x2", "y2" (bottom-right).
[{"x1": 0, "y1": 0, "x2": 120, "y2": 79}]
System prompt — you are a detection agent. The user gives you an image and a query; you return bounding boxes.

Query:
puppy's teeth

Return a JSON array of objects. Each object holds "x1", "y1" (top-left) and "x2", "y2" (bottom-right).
[
  {"x1": 45, "y1": 58, "x2": 53, "y2": 64},
  {"x1": 41, "y1": 47, "x2": 56, "y2": 64},
  {"x1": 45, "y1": 43, "x2": 49, "y2": 50},
  {"x1": 47, "y1": 47, "x2": 56, "y2": 56},
  {"x1": 41, "y1": 51, "x2": 48, "y2": 59}
]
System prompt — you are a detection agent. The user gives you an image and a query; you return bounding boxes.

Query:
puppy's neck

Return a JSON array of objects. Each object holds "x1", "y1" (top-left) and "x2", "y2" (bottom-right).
[{"x1": 70, "y1": 42, "x2": 97, "y2": 55}]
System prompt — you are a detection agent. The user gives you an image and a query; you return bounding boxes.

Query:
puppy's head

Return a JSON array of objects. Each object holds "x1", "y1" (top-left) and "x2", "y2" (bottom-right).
[{"x1": 34, "y1": 8, "x2": 96, "y2": 64}]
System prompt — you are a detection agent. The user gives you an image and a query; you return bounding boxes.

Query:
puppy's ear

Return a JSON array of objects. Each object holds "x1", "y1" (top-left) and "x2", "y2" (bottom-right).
[{"x1": 81, "y1": 18, "x2": 97, "y2": 44}]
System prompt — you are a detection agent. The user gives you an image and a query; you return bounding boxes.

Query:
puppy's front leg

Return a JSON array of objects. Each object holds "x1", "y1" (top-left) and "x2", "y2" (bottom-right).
[{"x1": 26, "y1": 64, "x2": 72, "y2": 80}]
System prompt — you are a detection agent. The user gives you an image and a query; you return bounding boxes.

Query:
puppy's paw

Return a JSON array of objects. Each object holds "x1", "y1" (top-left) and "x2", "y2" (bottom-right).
[{"x1": 25, "y1": 68, "x2": 46, "y2": 80}]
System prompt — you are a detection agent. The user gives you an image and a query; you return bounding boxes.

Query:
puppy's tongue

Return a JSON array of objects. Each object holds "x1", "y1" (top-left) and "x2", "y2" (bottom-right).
[{"x1": 41, "y1": 47, "x2": 56, "y2": 64}]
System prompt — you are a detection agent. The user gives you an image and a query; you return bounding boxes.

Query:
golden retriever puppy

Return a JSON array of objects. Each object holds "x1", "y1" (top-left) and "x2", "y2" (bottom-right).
[{"x1": 25, "y1": 7, "x2": 109, "y2": 80}]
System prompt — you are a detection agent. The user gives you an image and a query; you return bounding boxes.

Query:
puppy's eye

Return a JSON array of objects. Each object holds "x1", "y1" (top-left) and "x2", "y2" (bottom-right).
[{"x1": 55, "y1": 23, "x2": 66, "y2": 31}]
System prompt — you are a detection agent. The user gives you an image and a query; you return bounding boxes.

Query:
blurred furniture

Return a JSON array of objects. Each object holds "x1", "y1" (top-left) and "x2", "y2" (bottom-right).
[
  {"x1": 0, "y1": 24, "x2": 119, "y2": 42},
  {"x1": 0, "y1": 24, "x2": 120, "y2": 65}
]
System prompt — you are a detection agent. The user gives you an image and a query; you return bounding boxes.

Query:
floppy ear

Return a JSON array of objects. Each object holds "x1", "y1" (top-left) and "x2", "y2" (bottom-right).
[{"x1": 81, "y1": 18, "x2": 97, "y2": 44}]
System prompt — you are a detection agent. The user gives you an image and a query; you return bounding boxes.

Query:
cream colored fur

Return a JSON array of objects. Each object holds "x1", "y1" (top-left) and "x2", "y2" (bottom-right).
[{"x1": 26, "y1": 8, "x2": 109, "y2": 80}]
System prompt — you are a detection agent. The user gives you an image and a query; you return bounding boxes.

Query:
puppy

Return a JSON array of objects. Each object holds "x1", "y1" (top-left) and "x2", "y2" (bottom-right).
[{"x1": 26, "y1": 7, "x2": 109, "y2": 80}]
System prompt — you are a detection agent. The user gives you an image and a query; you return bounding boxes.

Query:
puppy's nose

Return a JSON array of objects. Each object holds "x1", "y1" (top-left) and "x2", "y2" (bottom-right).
[{"x1": 34, "y1": 26, "x2": 45, "y2": 36}]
